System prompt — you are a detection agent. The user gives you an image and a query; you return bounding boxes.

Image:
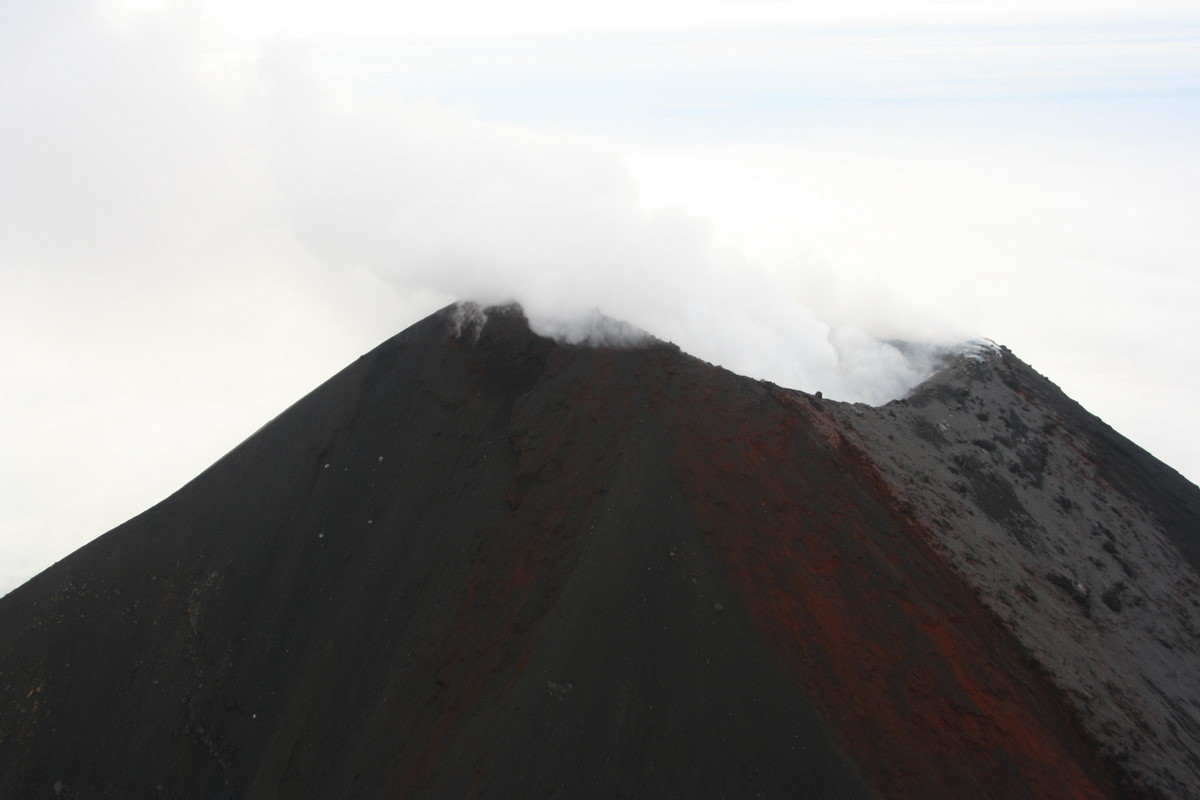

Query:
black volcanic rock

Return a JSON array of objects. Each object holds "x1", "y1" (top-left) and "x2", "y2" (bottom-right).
[{"x1": 1, "y1": 303, "x2": 1197, "y2": 799}]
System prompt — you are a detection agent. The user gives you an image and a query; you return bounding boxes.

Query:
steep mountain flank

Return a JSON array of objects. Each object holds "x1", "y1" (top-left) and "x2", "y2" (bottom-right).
[{"x1": 1, "y1": 304, "x2": 1195, "y2": 799}]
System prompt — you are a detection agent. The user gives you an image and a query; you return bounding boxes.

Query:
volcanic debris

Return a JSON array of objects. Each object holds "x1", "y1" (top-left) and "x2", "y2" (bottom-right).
[{"x1": 1, "y1": 303, "x2": 1197, "y2": 799}]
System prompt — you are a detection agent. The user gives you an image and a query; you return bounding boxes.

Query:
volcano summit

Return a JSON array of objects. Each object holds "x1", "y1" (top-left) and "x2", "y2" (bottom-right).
[{"x1": 1, "y1": 303, "x2": 1198, "y2": 799}]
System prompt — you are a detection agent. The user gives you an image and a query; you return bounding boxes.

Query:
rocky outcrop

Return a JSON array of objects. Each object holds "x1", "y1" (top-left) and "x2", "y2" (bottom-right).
[{"x1": 827, "y1": 345, "x2": 1200, "y2": 798}]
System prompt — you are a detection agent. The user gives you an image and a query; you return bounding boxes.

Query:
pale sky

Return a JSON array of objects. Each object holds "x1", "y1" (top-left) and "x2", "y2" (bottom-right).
[{"x1": 2, "y1": 0, "x2": 1198, "y2": 594}]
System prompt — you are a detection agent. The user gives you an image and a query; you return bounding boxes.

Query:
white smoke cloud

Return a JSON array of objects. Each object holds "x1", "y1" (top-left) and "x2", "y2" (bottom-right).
[
  {"x1": 3, "y1": 3, "x2": 957, "y2": 412},
  {"x1": 250, "y1": 34, "x2": 957, "y2": 403}
]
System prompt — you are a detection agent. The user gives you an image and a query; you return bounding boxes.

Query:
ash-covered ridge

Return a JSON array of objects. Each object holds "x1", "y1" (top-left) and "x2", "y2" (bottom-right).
[
  {"x1": 1, "y1": 302, "x2": 1196, "y2": 799},
  {"x1": 822, "y1": 345, "x2": 1200, "y2": 798}
]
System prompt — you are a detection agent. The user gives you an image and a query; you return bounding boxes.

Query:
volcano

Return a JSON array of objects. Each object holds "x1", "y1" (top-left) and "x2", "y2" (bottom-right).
[{"x1": 2, "y1": 303, "x2": 1198, "y2": 799}]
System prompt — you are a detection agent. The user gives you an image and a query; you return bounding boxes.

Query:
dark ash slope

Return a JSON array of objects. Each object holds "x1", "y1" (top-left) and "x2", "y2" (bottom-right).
[{"x1": 1, "y1": 304, "x2": 1195, "y2": 799}]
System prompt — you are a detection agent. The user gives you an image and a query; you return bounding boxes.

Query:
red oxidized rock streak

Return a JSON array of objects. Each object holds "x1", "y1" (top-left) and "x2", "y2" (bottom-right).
[{"x1": 663, "y1": 362, "x2": 1119, "y2": 799}]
